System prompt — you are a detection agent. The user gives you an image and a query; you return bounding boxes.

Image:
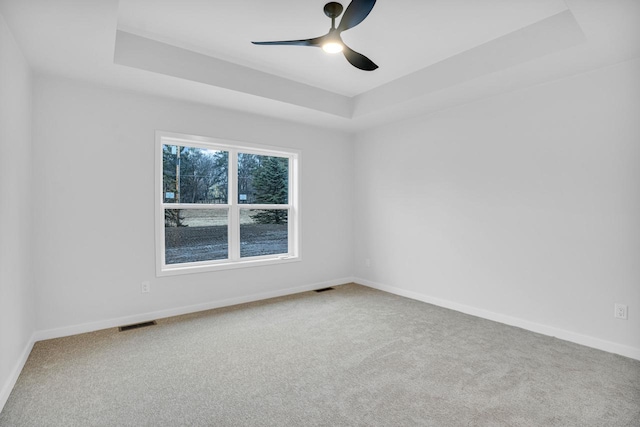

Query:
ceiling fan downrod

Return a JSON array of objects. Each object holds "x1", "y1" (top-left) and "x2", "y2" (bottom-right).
[{"x1": 324, "y1": 2, "x2": 344, "y2": 29}]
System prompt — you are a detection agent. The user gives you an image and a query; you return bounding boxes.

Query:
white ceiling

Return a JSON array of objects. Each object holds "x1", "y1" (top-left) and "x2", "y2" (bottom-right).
[
  {"x1": 117, "y1": 0, "x2": 568, "y2": 96},
  {"x1": 1, "y1": 0, "x2": 639, "y2": 131}
]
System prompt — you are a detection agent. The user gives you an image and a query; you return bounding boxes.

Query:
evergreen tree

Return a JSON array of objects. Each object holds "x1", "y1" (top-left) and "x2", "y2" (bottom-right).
[{"x1": 251, "y1": 156, "x2": 288, "y2": 224}]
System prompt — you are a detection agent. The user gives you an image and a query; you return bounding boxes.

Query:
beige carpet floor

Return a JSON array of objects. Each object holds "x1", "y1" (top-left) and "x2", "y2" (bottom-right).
[{"x1": 1, "y1": 283, "x2": 639, "y2": 426}]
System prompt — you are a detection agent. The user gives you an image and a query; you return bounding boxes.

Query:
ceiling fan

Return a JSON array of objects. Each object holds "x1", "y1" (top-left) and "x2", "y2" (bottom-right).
[{"x1": 251, "y1": 0, "x2": 378, "y2": 71}]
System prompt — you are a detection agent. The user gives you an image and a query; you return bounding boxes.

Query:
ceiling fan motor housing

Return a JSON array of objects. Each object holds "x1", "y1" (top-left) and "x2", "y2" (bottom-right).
[{"x1": 324, "y1": 2, "x2": 344, "y2": 19}]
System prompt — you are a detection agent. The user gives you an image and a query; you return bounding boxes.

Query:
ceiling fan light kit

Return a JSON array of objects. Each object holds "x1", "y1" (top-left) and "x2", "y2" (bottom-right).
[
  {"x1": 252, "y1": 0, "x2": 378, "y2": 71},
  {"x1": 321, "y1": 29, "x2": 344, "y2": 54},
  {"x1": 322, "y1": 40, "x2": 344, "y2": 54}
]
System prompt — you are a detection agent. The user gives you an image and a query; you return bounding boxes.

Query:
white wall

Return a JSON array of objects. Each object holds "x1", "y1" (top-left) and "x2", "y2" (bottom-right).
[
  {"x1": 32, "y1": 75, "x2": 354, "y2": 335},
  {"x1": 354, "y1": 58, "x2": 640, "y2": 359},
  {"x1": 0, "y1": 13, "x2": 34, "y2": 407}
]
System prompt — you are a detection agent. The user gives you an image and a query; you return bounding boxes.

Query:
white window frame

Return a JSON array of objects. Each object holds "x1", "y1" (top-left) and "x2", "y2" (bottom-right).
[{"x1": 155, "y1": 131, "x2": 301, "y2": 276}]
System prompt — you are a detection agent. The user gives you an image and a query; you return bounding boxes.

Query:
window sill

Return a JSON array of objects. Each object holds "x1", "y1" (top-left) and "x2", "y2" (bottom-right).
[{"x1": 156, "y1": 255, "x2": 301, "y2": 277}]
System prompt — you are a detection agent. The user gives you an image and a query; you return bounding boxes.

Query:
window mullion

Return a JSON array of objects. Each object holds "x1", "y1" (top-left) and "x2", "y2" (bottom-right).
[
  {"x1": 161, "y1": 203, "x2": 229, "y2": 210},
  {"x1": 228, "y1": 149, "x2": 240, "y2": 261},
  {"x1": 239, "y1": 204, "x2": 290, "y2": 210}
]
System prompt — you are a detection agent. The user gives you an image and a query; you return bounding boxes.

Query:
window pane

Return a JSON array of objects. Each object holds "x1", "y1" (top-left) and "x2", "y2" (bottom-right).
[
  {"x1": 165, "y1": 209, "x2": 228, "y2": 264},
  {"x1": 162, "y1": 145, "x2": 228, "y2": 204},
  {"x1": 237, "y1": 153, "x2": 288, "y2": 204},
  {"x1": 240, "y1": 209, "x2": 288, "y2": 258}
]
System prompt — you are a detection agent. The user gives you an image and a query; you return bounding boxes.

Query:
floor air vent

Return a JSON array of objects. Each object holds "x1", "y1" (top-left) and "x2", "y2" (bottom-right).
[
  {"x1": 118, "y1": 321, "x2": 157, "y2": 332},
  {"x1": 314, "y1": 287, "x2": 335, "y2": 293}
]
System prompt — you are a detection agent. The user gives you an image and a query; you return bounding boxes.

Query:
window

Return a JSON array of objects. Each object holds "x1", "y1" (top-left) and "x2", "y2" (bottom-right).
[{"x1": 155, "y1": 131, "x2": 300, "y2": 275}]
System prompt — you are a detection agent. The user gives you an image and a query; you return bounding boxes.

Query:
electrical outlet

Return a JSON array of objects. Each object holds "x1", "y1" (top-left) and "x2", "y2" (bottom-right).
[
  {"x1": 614, "y1": 303, "x2": 627, "y2": 320},
  {"x1": 141, "y1": 281, "x2": 151, "y2": 294}
]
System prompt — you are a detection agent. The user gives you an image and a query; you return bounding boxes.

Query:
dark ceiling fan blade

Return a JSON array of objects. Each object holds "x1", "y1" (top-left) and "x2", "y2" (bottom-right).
[
  {"x1": 338, "y1": 0, "x2": 376, "y2": 32},
  {"x1": 342, "y1": 44, "x2": 378, "y2": 71},
  {"x1": 251, "y1": 36, "x2": 324, "y2": 47}
]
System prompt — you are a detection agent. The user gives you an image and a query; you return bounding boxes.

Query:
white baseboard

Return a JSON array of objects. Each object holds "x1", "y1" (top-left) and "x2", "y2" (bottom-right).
[
  {"x1": 0, "y1": 333, "x2": 35, "y2": 413},
  {"x1": 355, "y1": 277, "x2": 640, "y2": 361},
  {"x1": 34, "y1": 277, "x2": 355, "y2": 342}
]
